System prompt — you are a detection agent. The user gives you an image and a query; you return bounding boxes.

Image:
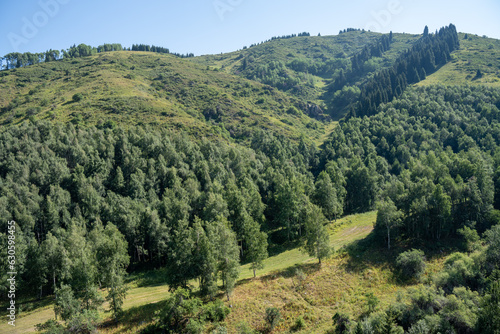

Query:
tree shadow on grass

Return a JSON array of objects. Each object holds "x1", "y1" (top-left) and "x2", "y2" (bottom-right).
[
  {"x1": 126, "y1": 267, "x2": 170, "y2": 288},
  {"x1": 234, "y1": 262, "x2": 322, "y2": 291},
  {"x1": 100, "y1": 299, "x2": 168, "y2": 333},
  {"x1": 0, "y1": 295, "x2": 54, "y2": 318},
  {"x1": 339, "y1": 229, "x2": 463, "y2": 286}
]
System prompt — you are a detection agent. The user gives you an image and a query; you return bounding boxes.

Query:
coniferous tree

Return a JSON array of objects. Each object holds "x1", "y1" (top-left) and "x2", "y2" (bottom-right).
[{"x1": 423, "y1": 25, "x2": 429, "y2": 37}]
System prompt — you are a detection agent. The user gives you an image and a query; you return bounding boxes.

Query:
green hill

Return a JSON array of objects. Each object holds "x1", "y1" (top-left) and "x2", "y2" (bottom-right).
[
  {"x1": 0, "y1": 51, "x2": 326, "y2": 143},
  {"x1": 2, "y1": 30, "x2": 499, "y2": 138},
  {"x1": 417, "y1": 33, "x2": 500, "y2": 87},
  {"x1": 193, "y1": 31, "x2": 421, "y2": 103},
  {"x1": 2, "y1": 27, "x2": 500, "y2": 334}
]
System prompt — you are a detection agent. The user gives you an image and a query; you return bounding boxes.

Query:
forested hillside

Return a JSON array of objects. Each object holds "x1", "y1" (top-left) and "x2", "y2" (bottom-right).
[
  {"x1": 1, "y1": 24, "x2": 500, "y2": 333},
  {"x1": 193, "y1": 31, "x2": 421, "y2": 109}
]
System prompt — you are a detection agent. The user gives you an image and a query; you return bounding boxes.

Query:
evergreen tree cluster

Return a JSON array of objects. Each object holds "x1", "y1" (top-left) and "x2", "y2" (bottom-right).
[
  {"x1": 1, "y1": 49, "x2": 61, "y2": 70},
  {"x1": 330, "y1": 33, "x2": 393, "y2": 92},
  {"x1": 269, "y1": 32, "x2": 310, "y2": 41},
  {"x1": 339, "y1": 28, "x2": 362, "y2": 34},
  {"x1": 0, "y1": 122, "x2": 336, "y2": 303},
  {"x1": 322, "y1": 85, "x2": 500, "y2": 242},
  {"x1": 131, "y1": 44, "x2": 170, "y2": 54},
  {"x1": 352, "y1": 24, "x2": 460, "y2": 117},
  {"x1": 1, "y1": 43, "x2": 194, "y2": 71},
  {"x1": 97, "y1": 43, "x2": 123, "y2": 53}
]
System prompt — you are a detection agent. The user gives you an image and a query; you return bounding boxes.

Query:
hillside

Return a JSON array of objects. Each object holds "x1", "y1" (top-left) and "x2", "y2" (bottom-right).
[
  {"x1": 2, "y1": 26, "x2": 500, "y2": 334},
  {"x1": 0, "y1": 211, "x2": 448, "y2": 334},
  {"x1": 0, "y1": 51, "x2": 327, "y2": 143},
  {"x1": 193, "y1": 32, "x2": 421, "y2": 103},
  {"x1": 417, "y1": 33, "x2": 500, "y2": 87}
]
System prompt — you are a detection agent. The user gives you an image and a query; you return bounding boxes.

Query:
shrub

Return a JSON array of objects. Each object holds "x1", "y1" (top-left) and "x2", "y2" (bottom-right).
[
  {"x1": 26, "y1": 107, "x2": 41, "y2": 116},
  {"x1": 294, "y1": 316, "x2": 306, "y2": 330},
  {"x1": 203, "y1": 299, "x2": 230, "y2": 322},
  {"x1": 433, "y1": 252, "x2": 477, "y2": 292},
  {"x1": 35, "y1": 319, "x2": 65, "y2": 334},
  {"x1": 265, "y1": 307, "x2": 281, "y2": 330},
  {"x1": 65, "y1": 310, "x2": 100, "y2": 334},
  {"x1": 211, "y1": 325, "x2": 228, "y2": 334},
  {"x1": 365, "y1": 292, "x2": 380, "y2": 313},
  {"x1": 185, "y1": 318, "x2": 204, "y2": 334},
  {"x1": 396, "y1": 249, "x2": 426, "y2": 280},
  {"x1": 236, "y1": 321, "x2": 256, "y2": 334},
  {"x1": 332, "y1": 312, "x2": 351, "y2": 333},
  {"x1": 286, "y1": 106, "x2": 301, "y2": 116},
  {"x1": 72, "y1": 93, "x2": 83, "y2": 102}
]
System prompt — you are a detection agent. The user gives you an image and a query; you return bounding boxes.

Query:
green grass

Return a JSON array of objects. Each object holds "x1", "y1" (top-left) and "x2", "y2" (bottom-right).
[
  {"x1": 417, "y1": 33, "x2": 500, "y2": 87},
  {"x1": 225, "y1": 214, "x2": 448, "y2": 333},
  {"x1": 240, "y1": 211, "x2": 376, "y2": 280},
  {"x1": 0, "y1": 51, "x2": 325, "y2": 145}
]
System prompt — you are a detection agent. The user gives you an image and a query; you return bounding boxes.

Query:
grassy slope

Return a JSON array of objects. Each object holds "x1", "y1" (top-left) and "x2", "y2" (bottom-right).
[
  {"x1": 417, "y1": 33, "x2": 500, "y2": 87},
  {"x1": 1, "y1": 211, "x2": 447, "y2": 334},
  {"x1": 193, "y1": 32, "x2": 421, "y2": 103},
  {"x1": 0, "y1": 51, "x2": 326, "y2": 144}
]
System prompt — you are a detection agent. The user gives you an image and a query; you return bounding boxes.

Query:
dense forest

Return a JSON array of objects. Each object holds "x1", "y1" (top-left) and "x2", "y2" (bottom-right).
[{"x1": 1, "y1": 24, "x2": 500, "y2": 333}]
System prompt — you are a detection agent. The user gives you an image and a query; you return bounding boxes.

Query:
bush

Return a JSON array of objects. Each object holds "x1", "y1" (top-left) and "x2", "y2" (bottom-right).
[
  {"x1": 433, "y1": 252, "x2": 478, "y2": 292},
  {"x1": 265, "y1": 307, "x2": 281, "y2": 330},
  {"x1": 294, "y1": 316, "x2": 306, "y2": 330},
  {"x1": 365, "y1": 292, "x2": 380, "y2": 313},
  {"x1": 65, "y1": 310, "x2": 100, "y2": 334},
  {"x1": 203, "y1": 299, "x2": 230, "y2": 322},
  {"x1": 72, "y1": 93, "x2": 83, "y2": 102},
  {"x1": 35, "y1": 319, "x2": 65, "y2": 334},
  {"x1": 332, "y1": 312, "x2": 351, "y2": 333},
  {"x1": 396, "y1": 249, "x2": 426, "y2": 280},
  {"x1": 286, "y1": 106, "x2": 302, "y2": 116},
  {"x1": 236, "y1": 321, "x2": 256, "y2": 334},
  {"x1": 211, "y1": 325, "x2": 228, "y2": 334},
  {"x1": 184, "y1": 318, "x2": 204, "y2": 334}
]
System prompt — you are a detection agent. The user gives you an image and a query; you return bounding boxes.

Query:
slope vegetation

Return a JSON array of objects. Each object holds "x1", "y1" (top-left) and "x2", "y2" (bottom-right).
[
  {"x1": 417, "y1": 33, "x2": 500, "y2": 87},
  {"x1": 0, "y1": 51, "x2": 326, "y2": 143},
  {"x1": 193, "y1": 32, "x2": 421, "y2": 103}
]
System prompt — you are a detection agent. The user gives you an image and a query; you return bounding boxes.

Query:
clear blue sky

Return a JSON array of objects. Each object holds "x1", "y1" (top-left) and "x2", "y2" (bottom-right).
[{"x1": 1, "y1": 0, "x2": 499, "y2": 57}]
